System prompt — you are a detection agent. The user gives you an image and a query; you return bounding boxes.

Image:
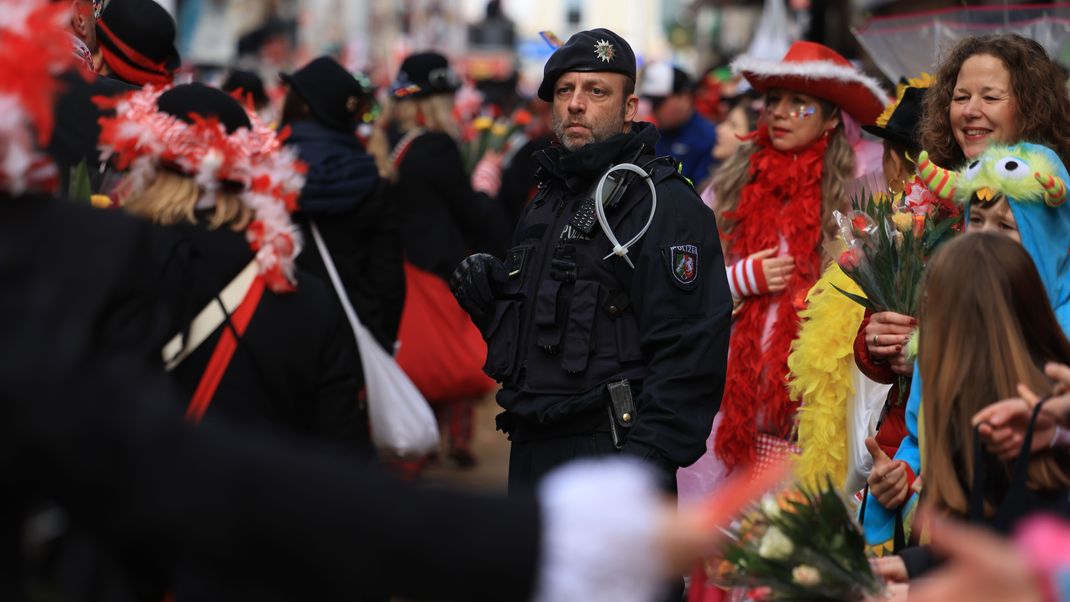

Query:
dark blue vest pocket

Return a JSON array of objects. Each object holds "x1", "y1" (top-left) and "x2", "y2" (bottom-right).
[
  {"x1": 561, "y1": 281, "x2": 599, "y2": 373},
  {"x1": 534, "y1": 280, "x2": 564, "y2": 349},
  {"x1": 484, "y1": 300, "x2": 519, "y2": 382},
  {"x1": 500, "y1": 244, "x2": 535, "y2": 296}
]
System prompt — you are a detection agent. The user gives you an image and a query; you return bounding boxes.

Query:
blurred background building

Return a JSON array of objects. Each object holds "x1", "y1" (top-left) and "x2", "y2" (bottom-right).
[{"x1": 166, "y1": 0, "x2": 1069, "y2": 104}]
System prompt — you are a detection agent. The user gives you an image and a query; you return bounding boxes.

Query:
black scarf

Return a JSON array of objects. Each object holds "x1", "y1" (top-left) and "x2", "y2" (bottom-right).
[{"x1": 538, "y1": 122, "x2": 656, "y2": 188}]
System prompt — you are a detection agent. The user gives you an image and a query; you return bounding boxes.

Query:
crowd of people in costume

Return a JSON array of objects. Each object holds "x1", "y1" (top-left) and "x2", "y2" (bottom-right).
[{"x1": 6, "y1": 0, "x2": 1070, "y2": 600}]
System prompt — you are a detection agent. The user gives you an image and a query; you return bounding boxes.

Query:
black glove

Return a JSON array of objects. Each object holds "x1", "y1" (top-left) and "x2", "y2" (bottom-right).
[{"x1": 450, "y1": 253, "x2": 507, "y2": 329}]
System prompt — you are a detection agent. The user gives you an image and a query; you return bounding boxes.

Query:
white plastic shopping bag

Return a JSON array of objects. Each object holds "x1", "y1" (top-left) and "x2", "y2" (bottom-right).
[{"x1": 310, "y1": 221, "x2": 440, "y2": 457}]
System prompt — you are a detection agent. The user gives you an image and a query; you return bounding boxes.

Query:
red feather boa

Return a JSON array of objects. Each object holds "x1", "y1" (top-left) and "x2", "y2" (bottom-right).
[{"x1": 714, "y1": 129, "x2": 829, "y2": 471}]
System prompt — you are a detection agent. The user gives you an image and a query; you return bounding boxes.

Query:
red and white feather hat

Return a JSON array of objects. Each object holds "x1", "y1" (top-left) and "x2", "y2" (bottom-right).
[
  {"x1": 732, "y1": 41, "x2": 890, "y2": 125},
  {"x1": 96, "y1": 84, "x2": 307, "y2": 293},
  {"x1": 0, "y1": 0, "x2": 81, "y2": 196}
]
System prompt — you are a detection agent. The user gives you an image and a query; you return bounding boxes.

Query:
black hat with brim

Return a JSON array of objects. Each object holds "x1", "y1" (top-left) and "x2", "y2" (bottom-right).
[
  {"x1": 96, "y1": 0, "x2": 180, "y2": 87},
  {"x1": 862, "y1": 86, "x2": 926, "y2": 150},
  {"x1": 537, "y1": 28, "x2": 636, "y2": 102},
  {"x1": 281, "y1": 56, "x2": 366, "y2": 132},
  {"x1": 391, "y1": 52, "x2": 461, "y2": 99}
]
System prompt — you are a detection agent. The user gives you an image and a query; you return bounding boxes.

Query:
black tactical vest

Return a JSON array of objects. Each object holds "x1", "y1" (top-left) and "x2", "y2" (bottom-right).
[{"x1": 483, "y1": 157, "x2": 683, "y2": 395}]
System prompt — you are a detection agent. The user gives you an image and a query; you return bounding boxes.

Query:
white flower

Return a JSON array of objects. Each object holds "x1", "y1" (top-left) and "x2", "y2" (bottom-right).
[
  {"x1": 760, "y1": 494, "x2": 782, "y2": 519},
  {"x1": 757, "y1": 526, "x2": 794, "y2": 560},
  {"x1": 791, "y1": 564, "x2": 821, "y2": 586}
]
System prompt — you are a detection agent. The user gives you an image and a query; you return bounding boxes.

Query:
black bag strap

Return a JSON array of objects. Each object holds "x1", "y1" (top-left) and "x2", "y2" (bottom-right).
[
  {"x1": 970, "y1": 396, "x2": 1052, "y2": 526},
  {"x1": 858, "y1": 484, "x2": 908, "y2": 553}
]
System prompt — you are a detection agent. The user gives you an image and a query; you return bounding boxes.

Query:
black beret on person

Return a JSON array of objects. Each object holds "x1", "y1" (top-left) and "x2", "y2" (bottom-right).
[{"x1": 537, "y1": 28, "x2": 636, "y2": 102}]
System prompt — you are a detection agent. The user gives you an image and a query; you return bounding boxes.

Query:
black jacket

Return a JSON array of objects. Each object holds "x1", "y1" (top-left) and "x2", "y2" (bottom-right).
[
  {"x1": 0, "y1": 195, "x2": 541, "y2": 601},
  {"x1": 288, "y1": 119, "x2": 405, "y2": 350},
  {"x1": 498, "y1": 133, "x2": 555, "y2": 231},
  {"x1": 48, "y1": 71, "x2": 137, "y2": 193},
  {"x1": 389, "y1": 131, "x2": 511, "y2": 280},
  {"x1": 153, "y1": 221, "x2": 372, "y2": 454},
  {"x1": 491, "y1": 122, "x2": 733, "y2": 470}
]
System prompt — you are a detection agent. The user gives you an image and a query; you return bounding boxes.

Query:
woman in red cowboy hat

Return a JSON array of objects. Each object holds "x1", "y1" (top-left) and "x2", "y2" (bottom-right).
[{"x1": 704, "y1": 41, "x2": 889, "y2": 473}]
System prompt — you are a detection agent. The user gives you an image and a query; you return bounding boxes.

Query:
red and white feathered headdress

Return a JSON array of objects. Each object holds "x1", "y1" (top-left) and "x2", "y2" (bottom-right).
[
  {"x1": 97, "y1": 85, "x2": 307, "y2": 293},
  {"x1": 0, "y1": 0, "x2": 80, "y2": 195}
]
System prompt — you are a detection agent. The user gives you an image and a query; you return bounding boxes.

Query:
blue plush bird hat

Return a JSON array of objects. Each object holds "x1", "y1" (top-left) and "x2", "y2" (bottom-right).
[{"x1": 919, "y1": 142, "x2": 1070, "y2": 331}]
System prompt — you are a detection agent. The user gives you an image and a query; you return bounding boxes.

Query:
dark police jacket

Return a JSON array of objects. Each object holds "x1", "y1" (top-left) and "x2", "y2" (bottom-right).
[{"x1": 490, "y1": 122, "x2": 732, "y2": 469}]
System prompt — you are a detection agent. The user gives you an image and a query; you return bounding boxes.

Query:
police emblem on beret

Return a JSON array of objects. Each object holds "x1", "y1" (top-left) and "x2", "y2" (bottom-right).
[{"x1": 594, "y1": 39, "x2": 616, "y2": 63}]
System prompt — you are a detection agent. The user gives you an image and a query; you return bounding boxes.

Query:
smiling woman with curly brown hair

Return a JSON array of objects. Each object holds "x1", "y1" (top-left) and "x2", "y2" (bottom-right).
[{"x1": 920, "y1": 34, "x2": 1070, "y2": 168}]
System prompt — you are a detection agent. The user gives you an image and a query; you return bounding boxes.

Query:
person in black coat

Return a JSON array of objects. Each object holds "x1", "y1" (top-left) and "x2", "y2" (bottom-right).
[
  {"x1": 368, "y1": 51, "x2": 511, "y2": 282},
  {"x1": 281, "y1": 56, "x2": 405, "y2": 351},
  {"x1": 452, "y1": 28, "x2": 733, "y2": 495},
  {"x1": 48, "y1": 0, "x2": 137, "y2": 194},
  {"x1": 367, "y1": 52, "x2": 511, "y2": 467},
  {"x1": 99, "y1": 83, "x2": 372, "y2": 456}
]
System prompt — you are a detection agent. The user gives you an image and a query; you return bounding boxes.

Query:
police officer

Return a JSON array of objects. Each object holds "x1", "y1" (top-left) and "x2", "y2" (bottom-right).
[{"x1": 452, "y1": 28, "x2": 732, "y2": 494}]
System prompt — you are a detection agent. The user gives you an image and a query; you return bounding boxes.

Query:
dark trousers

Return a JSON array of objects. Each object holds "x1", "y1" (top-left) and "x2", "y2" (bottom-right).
[
  {"x1": 507, "y1": 429, "x2": 684, "y2": 602},
  {"x1": 507, "y1": 430, "x2": 619, "y2": 496}
]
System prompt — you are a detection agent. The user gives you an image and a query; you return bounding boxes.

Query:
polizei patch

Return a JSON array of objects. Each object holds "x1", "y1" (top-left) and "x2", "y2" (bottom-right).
[{"x1": 669, "y1": 244, "x2": 698, "y2": 286}]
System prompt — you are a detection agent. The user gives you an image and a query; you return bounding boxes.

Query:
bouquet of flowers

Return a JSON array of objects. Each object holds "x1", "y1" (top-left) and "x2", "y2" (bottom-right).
[
  {"x1": 832, "y1": 175, "x2": 959, "y2": 318},
  {"x1": 716, "y1": 479, "x2": 883, "y2": 601},
  {"x1": 462, "y1": 108, "x2": 533, "y2": 172},
  {"x1": 832, "y1": 175, "x2": 961, "y2": 405}
]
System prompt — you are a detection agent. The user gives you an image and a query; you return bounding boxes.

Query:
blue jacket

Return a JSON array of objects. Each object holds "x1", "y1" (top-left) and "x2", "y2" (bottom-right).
[
  {"x1": 286, "y1": 119, "x2": 405, "y2": 349},
  {"x1": 287, "y1": 120, "x2": 380, "y2": 216},
  {"x1": 655, "y1": 111, "x2": 717, "y2": 186}
]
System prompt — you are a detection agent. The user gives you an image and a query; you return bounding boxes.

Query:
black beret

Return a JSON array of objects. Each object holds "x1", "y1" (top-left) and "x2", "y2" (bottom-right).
[{"x1": 537, "y1": 28, "x2": 636, "y2": 102}]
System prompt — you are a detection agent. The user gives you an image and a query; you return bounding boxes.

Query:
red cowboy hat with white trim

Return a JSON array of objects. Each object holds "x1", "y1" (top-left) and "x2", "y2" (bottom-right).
[{"x1": 732, "y1": 41, "x2": 889, "y2": 125}]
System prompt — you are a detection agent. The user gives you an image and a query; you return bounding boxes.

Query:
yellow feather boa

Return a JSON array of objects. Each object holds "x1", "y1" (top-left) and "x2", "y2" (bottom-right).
[{"x1": 787, "y1": 264, "x2": 866, "y2": 490}]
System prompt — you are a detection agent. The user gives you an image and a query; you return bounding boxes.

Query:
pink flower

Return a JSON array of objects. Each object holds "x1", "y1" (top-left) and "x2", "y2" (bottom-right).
[
  {"x1": 850, "y1": 212, "x2": 874, "y2": 238},
  {"x1": 837, "y1": 248, "x2": 862, "y2": 271},
  {"x1": 904, "y1": 177, "x2": 939, "y2": 217}
]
